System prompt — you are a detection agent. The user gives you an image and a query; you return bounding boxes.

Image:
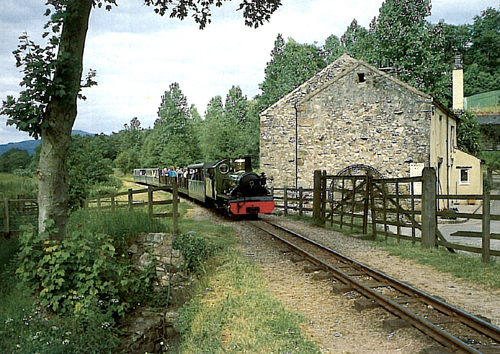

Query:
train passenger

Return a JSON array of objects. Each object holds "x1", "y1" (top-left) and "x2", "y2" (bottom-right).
[{"x1": 168, "y1": 166, "x2": 177, "y2": 178}]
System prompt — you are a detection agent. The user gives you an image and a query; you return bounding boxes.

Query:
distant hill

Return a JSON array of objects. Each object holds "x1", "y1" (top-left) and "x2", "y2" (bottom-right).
[{"x1": 0, "y1": 130, "x2": 94, "y2": 156}]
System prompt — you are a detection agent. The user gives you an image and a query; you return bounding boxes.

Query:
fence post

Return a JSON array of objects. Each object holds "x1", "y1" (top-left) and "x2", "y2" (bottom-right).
[
  {"x1": 363, "y1": 174, "x2": 371, "y2": 235},
  {"x1": 421, "y1": 167, "x2": 437, "y2": 249},
  {"x1": 148, "y1": 185, "x2": 153, "y2": 218},
  {"x1": 128, "y1": 189, "x2": 133, "y2": 210},
  {"x1": 369, "y1": 176, "x2": 377, "y2": 239},
  {"x1": 283, "y1": 186, "x2": 288, "y2": 215},
  {"x1": 313, "y1": 170, "x2": 322, "y2": 223},
  {"x1": 97, "y1": 195, "x2": 101, "y2": 210},
  {"x1": 173, "y1": 179, "x2": 179, "y2": 236},
  {"x1": 321, "y1": 171, "x2": 327, "y2": 222},
  {"x1": 3, "y1": 199, "x2": 9, "y2": 237},
  {"x1": 299, "y1": 187, "x2": 303, "y2": 216},
  {"x1": 482, "y1": 169, "x2": 492, "y2": 263},
  {"x1": 18, "y1": 195, "x2": 25, "y2": 212},
  {"x1": 111, "y1": 193, "x2": 115, "y2": 212}
]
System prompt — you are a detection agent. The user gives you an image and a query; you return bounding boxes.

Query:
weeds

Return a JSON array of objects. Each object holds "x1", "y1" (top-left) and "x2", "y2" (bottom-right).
[
  {"x1": 1, "y1": 208, "x2": 169, "y2": 353},
  {"x1": 177, "y1": 248, "x2": 320, "y2": 354},
  {"x1": 173, "y1": 232, "x2": 217, "y2": 273}
]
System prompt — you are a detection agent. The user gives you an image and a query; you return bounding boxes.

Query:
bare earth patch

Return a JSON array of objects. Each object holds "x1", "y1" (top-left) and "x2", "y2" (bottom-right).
[{"x1": 187, "y1": 205, "x2": 500, "y2": 353}]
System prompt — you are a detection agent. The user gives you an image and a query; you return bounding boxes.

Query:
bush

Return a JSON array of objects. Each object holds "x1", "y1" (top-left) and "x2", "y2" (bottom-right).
[
  {"x1": 16, "y1": 219, "x2": 158, "y2": 317},
  {"x1": 172, "y1": 232, "x2": 216, "y2": 273}
]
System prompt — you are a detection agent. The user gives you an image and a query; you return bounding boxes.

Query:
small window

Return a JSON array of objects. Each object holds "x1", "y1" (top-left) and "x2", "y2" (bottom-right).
[
  {"x1": 460, "y1": 169, "x2": 469, "y2": 185},
  {"x1": 219, "y1": 163, "x2": 229, "y2": 174},
  {"x1": 357, "y1": 73, "x2": 365, "y2": 83}
]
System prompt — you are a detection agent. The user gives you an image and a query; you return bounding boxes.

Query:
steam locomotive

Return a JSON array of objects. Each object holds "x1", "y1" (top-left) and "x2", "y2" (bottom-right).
[{"x1": 134, "y1": 157, "x2": 274, "y2": 216}]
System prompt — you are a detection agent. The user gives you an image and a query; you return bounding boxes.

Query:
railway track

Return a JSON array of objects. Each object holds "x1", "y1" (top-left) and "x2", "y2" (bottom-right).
[{"x1": 247, "y1": 219, "x2": 500, "y2": 354}]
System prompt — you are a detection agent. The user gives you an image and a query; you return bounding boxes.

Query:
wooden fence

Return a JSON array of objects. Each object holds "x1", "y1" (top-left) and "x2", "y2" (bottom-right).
[
  {"x1": 271, "y1": 186, "x2": 314, "y2": 216},
  {"x1": 1, "y1": 197, "x2": 38, "y2": 237},
  {"x1": 274, "y1": 168, "x2": 499, "y2": 262},
  {"x1": 86, "y1": 182, "x2": 179, "y2": 235}
]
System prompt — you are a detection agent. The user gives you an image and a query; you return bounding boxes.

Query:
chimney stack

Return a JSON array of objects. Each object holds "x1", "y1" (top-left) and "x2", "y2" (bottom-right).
[{"x1": 453, "y1": 54, "x2": 464, "y2": 111}]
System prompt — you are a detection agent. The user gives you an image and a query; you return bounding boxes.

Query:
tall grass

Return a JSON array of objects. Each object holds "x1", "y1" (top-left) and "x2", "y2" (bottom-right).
[
  {"x1": 67, "y1": 208, "x2": 168, "y2": 246},
  {"x1": 0, "y1": 172, "x2": 37, "y2": 199}
]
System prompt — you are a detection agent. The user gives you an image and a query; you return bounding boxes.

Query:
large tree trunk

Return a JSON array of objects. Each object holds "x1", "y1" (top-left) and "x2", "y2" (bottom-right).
[{"x1": 38, "y1": 0, "x2": 93, "y2": 240}]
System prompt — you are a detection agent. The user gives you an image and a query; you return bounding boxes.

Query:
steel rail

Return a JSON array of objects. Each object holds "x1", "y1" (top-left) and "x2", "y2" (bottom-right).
[
  {"x1": 250, "y1": 220, "x2": 500, "y2": 354},
  {"x1": 268, "y1": 222, "x2": 500, "y2": 343}
]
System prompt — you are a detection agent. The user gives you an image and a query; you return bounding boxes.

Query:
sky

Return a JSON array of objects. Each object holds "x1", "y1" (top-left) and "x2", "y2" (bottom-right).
[{"x1": 0, "y1": 0, "x2": 497, "y2": 145}]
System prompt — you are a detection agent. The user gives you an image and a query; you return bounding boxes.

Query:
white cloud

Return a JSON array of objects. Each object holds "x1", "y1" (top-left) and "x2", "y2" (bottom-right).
[{"x1": 1, "y1": 0, "x2": 498, "y2": 144}]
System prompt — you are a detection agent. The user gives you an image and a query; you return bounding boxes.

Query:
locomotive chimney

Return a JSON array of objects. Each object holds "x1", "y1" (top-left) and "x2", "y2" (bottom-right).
[
  {"x1": 453, "y1": 54, "x2": 464, "y2": 111},
  {"x1": 244, "y1": 156, "x2": 252, "y2": 172}
]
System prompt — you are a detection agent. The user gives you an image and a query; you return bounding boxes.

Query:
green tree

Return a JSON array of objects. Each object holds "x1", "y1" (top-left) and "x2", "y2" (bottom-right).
[
  {"x1": 199, "y1": 86, "x2": 259, "y2": 164},
  {"x1": 0, "y1": 148, "x2": 31, "y2": 173},
  {"x1": 258, "y1": 35, "x2": 326, "y2": 110},
  {"x1": 463, "y1": 6, "x2": 500, "y2": 96},
  {"x1": 441, "y1": 22, "x2": 471, "y2": 66},
  {"x1": 113, "y1": 117, "x2": 146, "y2": 173},
  {"x1": 200, "y1": 95, "x2": 226, "y2": 161},
  {"x1": 340, "y1": 19, "x2": 377, "y2": 63},
  {"x1": 469, "y1": 7, "x2": 500, "y2": 75},
  {"x1": 223, "y1": 85, "x2": 251, "y2": 157},
  {"x1": 323, "y1": 34, "x2": 345, "y2": 65},
  {"x1": 144, "y1": 83, "x2": 200, "y2": 167},
  {"x1": 457, "y1": 111, "x2": 482, "y2": 157},
  {"x1": 67, "y1": 134, "x2": 116, "y2": 210},
  {"x1": 1, "y1": 0, "x2": 282, "y2": 239},
  {"x1": 464, "y1": 63, "x2": 500, "y2": 96},
  {"x1": 374, "y1": 0, "x2": 450, "y2": 105}
]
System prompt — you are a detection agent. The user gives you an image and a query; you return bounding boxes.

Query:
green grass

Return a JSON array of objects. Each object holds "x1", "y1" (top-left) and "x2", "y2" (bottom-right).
[
  {"x1": 373, "y1": 237, "x2": 500, "y2": 289},
  {"x1": 0, "y1": 172, "x2": 37, "y2": 199},
  {"x1": 282, "y1": 213, "x2": 500, "y2": 290},
  {"x1": 176, "y1": 247, "x2": 320, "y2": 354}
]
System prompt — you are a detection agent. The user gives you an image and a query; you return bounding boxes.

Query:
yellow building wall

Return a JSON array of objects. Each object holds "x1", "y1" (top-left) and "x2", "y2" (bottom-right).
[
  {"x1": 428, "y1": 105, "x2": 482, "y2": 207},
  {"x1": 451, "y1": 149, "x2": 483, "y2": 204},
  {"x1": 430, "y1": 106, "x2": 457, "y2": 200}
]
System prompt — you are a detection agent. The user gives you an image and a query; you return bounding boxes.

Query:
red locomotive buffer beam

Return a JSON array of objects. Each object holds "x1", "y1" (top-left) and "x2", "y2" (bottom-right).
[{"x1": 229, "y1": 197, "x2": 275, "y2": 215}]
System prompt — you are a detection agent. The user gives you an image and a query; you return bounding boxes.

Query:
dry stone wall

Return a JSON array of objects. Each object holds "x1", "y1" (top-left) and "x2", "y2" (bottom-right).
[{"x1": 261, "y1": 55, "x2": 433, "y2": 189}]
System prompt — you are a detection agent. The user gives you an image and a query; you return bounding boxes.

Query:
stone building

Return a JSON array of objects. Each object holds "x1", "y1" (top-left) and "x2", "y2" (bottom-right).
[{"x1": 260, "y1": 54, "x2": 482, "y2": 204}]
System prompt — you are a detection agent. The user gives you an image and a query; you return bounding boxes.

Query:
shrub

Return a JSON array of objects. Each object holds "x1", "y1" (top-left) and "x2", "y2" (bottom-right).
[
  {"x1": 172, "y1": 232, "x2": 216, "y2": 273},
  {"x1": 16, "y1": 220, "x2": 158, "y2": 317}
]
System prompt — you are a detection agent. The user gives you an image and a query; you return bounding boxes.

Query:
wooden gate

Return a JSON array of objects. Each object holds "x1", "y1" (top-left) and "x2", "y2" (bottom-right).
[{"x1": 313, "y1": 168, "x2": 437, "y2": 247}]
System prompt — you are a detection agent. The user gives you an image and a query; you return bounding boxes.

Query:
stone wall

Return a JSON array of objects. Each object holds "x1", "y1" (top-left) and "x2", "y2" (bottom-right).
[
  {"x1": 124, "y1": 233, "x2": 192, "y2": 354},
  {"x1": 260, "y1": 55, "x2": 434, "y2": 189}
]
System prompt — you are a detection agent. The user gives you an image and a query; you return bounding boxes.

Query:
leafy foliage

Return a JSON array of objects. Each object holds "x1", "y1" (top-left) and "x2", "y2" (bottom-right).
[
  {"x1": 199, "y1": 86, "x2": 259, "y2": 163},
  {"x1": 143, "y1": 83, "x2": 201, "y2": 167},
  {"x1": 16, "y1": 217, "x2": 158, "y2": 317},
  {"x1": 66, "y1": 135, "x2": 118, "y2": 210},
  {"x1": 374, "y1": 0, "x2": 450, "y2": 105},
  {"x1": 172, "y1": 232, "x2": 216, "y2": 273},
  {"x1": 258, "y1": 35, "x2": 326, "y2": 110},
  {"x1": 144, "y1": 0, "x2": 281, "y2": 29},
  {"x1": 456, "y1": 110, "x2": 482, "y2": 156},
  {"x1": 0, "y1": 148, "x2": 31, "y2": 173}
]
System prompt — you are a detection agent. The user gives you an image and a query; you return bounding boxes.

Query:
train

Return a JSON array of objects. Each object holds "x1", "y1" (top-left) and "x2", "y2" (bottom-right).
[{"x1": 133, "y1": 157, "x2": 275, "y2": 216}]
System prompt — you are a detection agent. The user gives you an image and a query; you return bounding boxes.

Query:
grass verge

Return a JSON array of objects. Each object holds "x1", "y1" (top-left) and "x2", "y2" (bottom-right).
[
  {"x1": 373, "y1": 237, "x2": 500, "y2": 289},
  {"x1": 176, "y1": 246, "x2": 320, "y2": 354},
  {"x1": 282, "y1": 213, "x2": 500, "y2": 290}
]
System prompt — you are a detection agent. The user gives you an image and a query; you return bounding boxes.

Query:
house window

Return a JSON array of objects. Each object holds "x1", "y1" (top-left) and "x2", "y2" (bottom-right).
[
  {"x1": 357, "y1": 73, "x2": 365, "y2": 83},
  {"x1": 460, "y1": 168, "x2": 469, "y2": 185}
]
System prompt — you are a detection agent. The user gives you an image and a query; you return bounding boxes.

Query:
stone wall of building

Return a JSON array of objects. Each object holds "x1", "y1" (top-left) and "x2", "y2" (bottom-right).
[{"x1": 260, "y1": 55, "x2": 434, "y2": 189}]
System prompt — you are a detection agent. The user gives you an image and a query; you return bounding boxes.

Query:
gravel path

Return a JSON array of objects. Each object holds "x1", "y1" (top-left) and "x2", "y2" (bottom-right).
[{"x1": 188, "y1": 205, "x2": 500, "y2": 353}]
